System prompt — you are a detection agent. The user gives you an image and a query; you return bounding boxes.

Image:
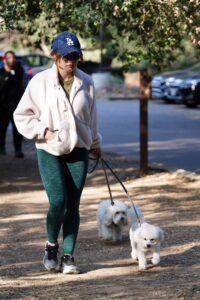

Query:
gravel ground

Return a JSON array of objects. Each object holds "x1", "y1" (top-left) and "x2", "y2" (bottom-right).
[{"x1": 0, "y1": 135, "x2": 200, "y2": 300}]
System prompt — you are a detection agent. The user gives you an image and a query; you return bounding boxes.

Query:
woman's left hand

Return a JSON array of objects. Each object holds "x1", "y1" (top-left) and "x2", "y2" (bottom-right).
[{"x1": 90, "y1": 147, "x2": 102, "y2": 158}]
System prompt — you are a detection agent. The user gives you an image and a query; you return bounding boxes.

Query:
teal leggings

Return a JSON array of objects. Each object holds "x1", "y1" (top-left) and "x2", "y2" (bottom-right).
[{"x1": 37, "y1": 148, "x2": 88, "y2": 254}]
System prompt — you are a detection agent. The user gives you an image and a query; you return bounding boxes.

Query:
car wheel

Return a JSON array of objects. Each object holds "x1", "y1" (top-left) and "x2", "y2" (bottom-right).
[
  {"x1": 185, "y1": 99, "x2": 197, "y2": 108},
  {"x1": 163, "y1": 98, "x2": 173, "y2": 104}
]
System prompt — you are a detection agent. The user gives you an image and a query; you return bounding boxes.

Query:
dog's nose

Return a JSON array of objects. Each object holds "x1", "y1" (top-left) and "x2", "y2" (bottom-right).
[{"x1": 147, "y1": 244, "x2": 151, "y2": 248}]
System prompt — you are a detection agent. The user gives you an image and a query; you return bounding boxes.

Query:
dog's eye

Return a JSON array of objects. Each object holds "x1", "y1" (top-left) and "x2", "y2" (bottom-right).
[
  {"x1": 115, "y1": 212, "x2": 120, "y2": 215},
  {"x1": 144, "y1": 238, "x2": 147, "y2": 241},
  {"x1": 150, "y1": 239, "x2": 155, "y2": 242}
]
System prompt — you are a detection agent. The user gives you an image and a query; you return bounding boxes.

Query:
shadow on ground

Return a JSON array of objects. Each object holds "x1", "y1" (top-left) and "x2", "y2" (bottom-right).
[{"x1": 0, "y1": 137, "x2": 200, "y2": 299}]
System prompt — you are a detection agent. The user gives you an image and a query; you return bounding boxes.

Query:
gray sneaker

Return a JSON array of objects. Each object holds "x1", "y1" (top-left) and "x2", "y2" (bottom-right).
[
  {"x1": 61, "y1": 254, "x2": 80, "y2": 274},
  {"x1": 43, "y1": 242, "x2": 60, "y2": 272}
]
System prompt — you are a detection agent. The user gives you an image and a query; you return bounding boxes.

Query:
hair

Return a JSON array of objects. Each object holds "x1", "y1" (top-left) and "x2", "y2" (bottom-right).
[
  {"x1": 4, "y1": 50, "x2": 15, "y2": 58},
  {"x1": 50, "y1": 50, "x2": 61, "y2": 62}
]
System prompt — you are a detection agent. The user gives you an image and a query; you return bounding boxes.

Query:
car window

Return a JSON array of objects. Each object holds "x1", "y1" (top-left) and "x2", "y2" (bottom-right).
[
  {"x1": 21, "y1": 55, "x2": 51, "y2": 67},
  {"x1": 41, "y1": 56, "x2": 51, "y2": 66},
  {"x1": 22, "y1": 56, "x2": 41, "y2": 67}
]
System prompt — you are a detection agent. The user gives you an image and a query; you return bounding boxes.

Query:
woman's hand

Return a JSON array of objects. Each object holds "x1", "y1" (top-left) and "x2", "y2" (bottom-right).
[
  {"x1": 90, "y1": 147, "x2": 102, "y2": 158},
  {"x1": 44, "y1": 129, "x2": 57, "y2": 141}
]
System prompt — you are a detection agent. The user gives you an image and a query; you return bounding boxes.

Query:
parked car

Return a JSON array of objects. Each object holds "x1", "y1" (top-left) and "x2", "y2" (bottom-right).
[
  {"x1": 163, "y1": 74, "x2": 188, "y2": 103},
  {"x1": 150, "y1": 70, "x2": 187, "y2": 99},
  {"x1": 163, "y1": 73, "x2": 200, "y2": 106},
  {"x1": 180, "y1": 81, "x2": 200, "y2": 107},
  {"x1": 151, "y1": 62, "x2": 200, "y2": 107},
  {"x1": 150, "y1": 75, "x2": 166, "y2": 99},
  {"x1": 17, "y1": 53, "x2": 52, "y2": 86}
]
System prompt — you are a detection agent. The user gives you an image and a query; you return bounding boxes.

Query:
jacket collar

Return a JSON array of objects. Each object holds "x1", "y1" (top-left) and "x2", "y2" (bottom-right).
[
  {"x1": 70, "y1": 68, "x2": 83, "y2": 103},
  {"x1": 50, "y1": 64, "x2": 82, "y2": 85},
  {"x1": 50, "y1": 64, "x2": 83, "y2": 103}
]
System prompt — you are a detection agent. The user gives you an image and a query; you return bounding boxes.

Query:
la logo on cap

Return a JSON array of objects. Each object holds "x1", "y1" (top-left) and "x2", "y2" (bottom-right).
[{"x1": 66, "y1": 38, "x2": 74, "y2": 46}]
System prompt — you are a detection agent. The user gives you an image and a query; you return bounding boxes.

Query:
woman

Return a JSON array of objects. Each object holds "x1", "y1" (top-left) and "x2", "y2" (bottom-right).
[{"x1": 14, "y1": 31, "x2": 101, "y2": 274}]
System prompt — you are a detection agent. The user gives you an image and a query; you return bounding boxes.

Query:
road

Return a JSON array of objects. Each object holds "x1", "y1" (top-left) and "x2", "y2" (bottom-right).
[{"x1": 97, "y1": 99, "x2": 200, "y2": 171}]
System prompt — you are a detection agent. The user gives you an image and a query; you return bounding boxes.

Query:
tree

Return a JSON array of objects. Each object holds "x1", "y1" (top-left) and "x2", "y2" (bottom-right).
[
  {"x1": 1, "y1": 1, "x2": 200, "y2": 175},
  {"x1": 1, "y1": 0, "x2": 200, "y2": 68},
  {"x1": 0, "y1": 0, "x2": 200, "y2": 64}
]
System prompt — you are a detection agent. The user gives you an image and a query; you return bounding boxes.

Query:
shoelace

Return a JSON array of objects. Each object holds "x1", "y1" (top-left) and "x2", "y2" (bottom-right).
[{"x1": 61, "y1": 254, "x2": 75, "y2": 265}]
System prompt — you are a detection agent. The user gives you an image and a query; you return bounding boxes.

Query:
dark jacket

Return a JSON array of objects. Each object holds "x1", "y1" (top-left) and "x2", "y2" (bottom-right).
[{"x1": 0, "y1": 62, "x2": 24, "y2": 112}]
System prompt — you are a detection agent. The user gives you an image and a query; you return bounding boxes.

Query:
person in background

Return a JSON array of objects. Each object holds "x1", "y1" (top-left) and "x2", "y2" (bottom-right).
[
  {"x1": 14, "y1": 31, "x2": 102, "y2": 274},
  {"x1": 0, "y1": 50, "x2": 24, "y2": 158}
]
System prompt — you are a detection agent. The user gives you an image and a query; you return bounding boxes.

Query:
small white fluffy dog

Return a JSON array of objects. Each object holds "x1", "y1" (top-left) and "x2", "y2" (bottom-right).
[
  {"x1": 130, "y1": 221, "x2": 164, "y2": 270},
  {"x1": 97, "y1": 199, "x2": 128, "y2": 242}
]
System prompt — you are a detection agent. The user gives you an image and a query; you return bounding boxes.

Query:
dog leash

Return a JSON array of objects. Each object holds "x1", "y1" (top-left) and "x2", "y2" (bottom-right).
[
  {"x1": 87, "y1": 153, "x2": 100, "y2": 174},
  {"x1": 101, "y1": 158, "x2": 115, "y2": 206},
  {"x1": 88, "y1": 153, "x2": 115, "y2": 205},
  {"x1": 88, "y1": 153, "x2": 141, "y2": 225},
  {"x1": 101, "y1": 158, "x2": 141, "y2": 226}
]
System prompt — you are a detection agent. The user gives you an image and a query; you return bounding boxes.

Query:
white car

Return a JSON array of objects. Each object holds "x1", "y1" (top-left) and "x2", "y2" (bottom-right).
[{"x1": 150, "y1": 70, "x2": 186, "y2": 99}]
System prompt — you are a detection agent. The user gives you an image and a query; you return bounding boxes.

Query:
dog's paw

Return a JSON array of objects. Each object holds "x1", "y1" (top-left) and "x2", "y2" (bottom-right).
[
  {"x1": 131, "y1": 251, "x2": 138, "y2": 261},
  {"x1": 151, "y1": 257, "x2": 160, "y2": 265},
  {"x1": 138, "y1": 264, "x2": 147, "y2": 271}
]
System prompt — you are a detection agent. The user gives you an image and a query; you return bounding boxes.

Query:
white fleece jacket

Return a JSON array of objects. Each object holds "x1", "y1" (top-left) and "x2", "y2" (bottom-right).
[{"x1": 13, "y1": 64, "x2": 101, "y2": 156}]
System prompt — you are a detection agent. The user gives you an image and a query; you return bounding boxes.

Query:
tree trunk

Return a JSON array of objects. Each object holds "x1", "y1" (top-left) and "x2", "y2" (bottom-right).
[{"x1": 40, "y1": 40, "x2": 51, "y2": 56}]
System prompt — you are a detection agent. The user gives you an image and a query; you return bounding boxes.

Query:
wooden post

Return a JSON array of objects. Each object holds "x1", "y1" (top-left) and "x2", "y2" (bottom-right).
[{"x1": 139, "y1": 69, "x2": 150, "y2": 176}]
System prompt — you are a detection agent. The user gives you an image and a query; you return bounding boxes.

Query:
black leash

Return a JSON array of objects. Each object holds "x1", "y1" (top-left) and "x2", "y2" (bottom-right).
[
  {"x1": 88, "y1": 153, "x2": 142, "y2": 225},
  {"x1": 101, "y1": 159, "x2": 115, "y2": 205},
  {"x1": 87, "y1": 154, "x2": 100, "y2": 174},
  {"x1": 101, "y1": 158, "x2": 141, "y2": 226}
]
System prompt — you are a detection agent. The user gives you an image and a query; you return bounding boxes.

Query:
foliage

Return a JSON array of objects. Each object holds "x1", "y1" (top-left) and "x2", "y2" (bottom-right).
[
  {"x1": 0, "y1": 0, "x2": 200, "y2": 68},
  {"x1": 167, "y1": 39, "x2": 200, "y2": 70}
]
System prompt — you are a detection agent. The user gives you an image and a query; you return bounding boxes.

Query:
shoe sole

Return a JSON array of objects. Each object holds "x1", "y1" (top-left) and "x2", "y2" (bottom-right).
[
  {"x1": 62, "y1": 270, "x2": 80, "y2": 274},
  {"x1": 43, "y1": 258, "x2": 60, "y2": 272},
  {"x1": 44, "y1": 265, "x2": 60, "y2": 272},
  {"x1": 62, "y1": 266, "x2": 80, "y2": 274}
]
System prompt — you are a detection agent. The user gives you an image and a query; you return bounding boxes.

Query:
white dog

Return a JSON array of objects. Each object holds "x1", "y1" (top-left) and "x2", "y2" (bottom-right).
[
  {"x1": 97, "y1": 199, "x2": 128, "y2": 242},
  {"x1": 130, "y1": 222, "x2": 164, "y2": 270}
]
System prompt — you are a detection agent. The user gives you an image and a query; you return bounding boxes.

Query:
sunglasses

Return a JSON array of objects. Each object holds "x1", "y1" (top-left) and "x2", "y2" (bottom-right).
[{"x1": 62, "y1": 53, "x2": 80, "y2": 61}]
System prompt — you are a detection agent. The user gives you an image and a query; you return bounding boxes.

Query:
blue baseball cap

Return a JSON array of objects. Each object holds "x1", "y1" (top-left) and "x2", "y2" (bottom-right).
[{"x1": 51, "y1": 31, "x2": 82, "y2": 56}]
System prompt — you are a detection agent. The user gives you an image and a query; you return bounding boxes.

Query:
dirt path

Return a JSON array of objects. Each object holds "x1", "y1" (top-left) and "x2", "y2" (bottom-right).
[{"x1": 0, "y1": 137, "x2": 200, "y2": 299}]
